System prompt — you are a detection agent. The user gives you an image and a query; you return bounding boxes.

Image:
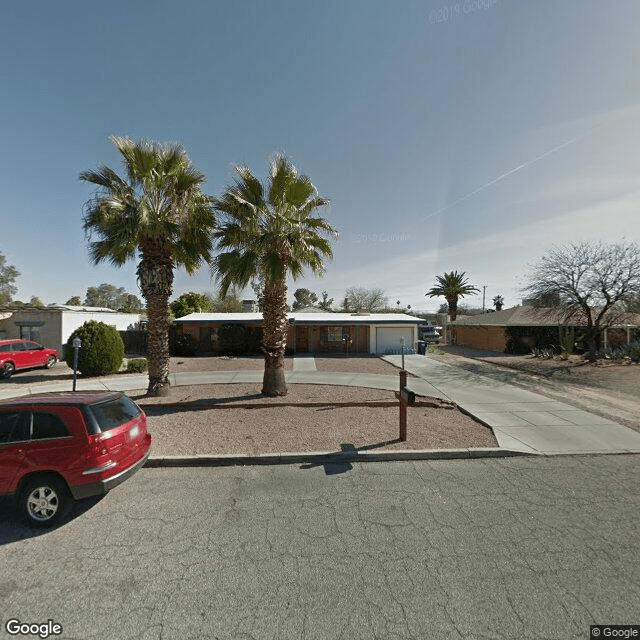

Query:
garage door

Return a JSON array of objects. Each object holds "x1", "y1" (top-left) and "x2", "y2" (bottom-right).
[{"x1": 375, "y1": 327, "x2": 414, "y2": 355}]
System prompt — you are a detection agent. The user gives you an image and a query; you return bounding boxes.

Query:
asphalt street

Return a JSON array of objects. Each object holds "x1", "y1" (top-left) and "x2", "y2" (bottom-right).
[{"x1": 1, "y1": 456, "x2": 638, "y2": 639}]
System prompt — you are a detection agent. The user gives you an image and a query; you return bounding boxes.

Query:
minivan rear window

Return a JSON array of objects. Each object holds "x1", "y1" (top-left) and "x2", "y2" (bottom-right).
[{"x1": 86, "y1": 395, "x2": 141, "y2": 433}]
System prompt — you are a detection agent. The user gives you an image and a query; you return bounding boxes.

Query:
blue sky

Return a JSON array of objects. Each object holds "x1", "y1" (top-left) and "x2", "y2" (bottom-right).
[{"x1": 2, "y1": 0, "x2": 639, "y2": 312}]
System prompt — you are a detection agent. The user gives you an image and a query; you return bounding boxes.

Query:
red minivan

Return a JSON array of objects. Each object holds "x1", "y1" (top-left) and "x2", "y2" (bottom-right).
[{"x1": 0, "y1": 391, "x2": 152, "y2": 526}]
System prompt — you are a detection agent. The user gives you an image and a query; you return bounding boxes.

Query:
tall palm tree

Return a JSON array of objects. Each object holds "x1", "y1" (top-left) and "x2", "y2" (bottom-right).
[
  {"x1": 426, "y1": 271, "x2": 479, "y2": 321},
  {"x1": 493, "y1": 294, "x2": 504, "y2": 311},
  {"x1": 212, "y1": 154, "x2": 337, "y2": 396},
  {"x1": 80, "y1": 136, "x2": 216, "y2": 396}
]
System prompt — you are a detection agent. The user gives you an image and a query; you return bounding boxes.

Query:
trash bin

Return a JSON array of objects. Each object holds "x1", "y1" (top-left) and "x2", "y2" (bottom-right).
[{"x1": 417, "y1": 340, "x2": 426, "y2": 355}]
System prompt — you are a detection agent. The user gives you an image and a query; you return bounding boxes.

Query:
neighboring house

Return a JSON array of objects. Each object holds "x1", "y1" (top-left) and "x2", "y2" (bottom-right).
[
  {"x1": 241, "y1": 299, "x2": 258, "y2": 312},
  {"x1": 290, "y1": 305, "x2": 329, "y2": 314},
  {"x1": 173, "y1": 312, "x2": 424, "y2": 355},
  {"x1": 0, "y1": 305, "x2": 144, "y2": 355},
  {"x1": 449, "y1": 306, "x2": 640, "y2": 353},
  {"x1": 418, "y1": 321, "x2": 442, "y2": 342}
]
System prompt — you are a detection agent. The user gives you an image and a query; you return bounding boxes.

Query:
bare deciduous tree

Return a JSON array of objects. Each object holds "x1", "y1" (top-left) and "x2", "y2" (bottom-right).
[
  {"x1": 522, "y1": 240, "x2": 640, "y2": 358},
  {"x1": 0, "y1": 253, "x2": 20, "y2": 306},
  {"x1": 341, "y1": 287, "x2": 387, "y2": 312}
]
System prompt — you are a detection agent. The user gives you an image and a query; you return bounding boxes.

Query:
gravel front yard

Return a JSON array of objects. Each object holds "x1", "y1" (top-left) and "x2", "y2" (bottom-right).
[
  {"x1": 134, "y1": 383, "x2": 497, "y2": 456},
  {"x1": 313, "y1": 355, "x2": 402, "y2": 375},
  {"x1": 170, "y1": 355, "x2": 293, "y2": 371},
  {"x1": 169, "y1": 355, "x2": 401, "y2": 375}
]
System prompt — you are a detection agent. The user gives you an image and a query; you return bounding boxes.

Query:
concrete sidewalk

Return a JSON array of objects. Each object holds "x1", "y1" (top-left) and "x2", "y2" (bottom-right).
[
  {"x1": 2, "y1": 355, "x2": 639, "y2": 458},
  {"x1": 383, "y1": 354, "x2": 640, "y2": 455}
]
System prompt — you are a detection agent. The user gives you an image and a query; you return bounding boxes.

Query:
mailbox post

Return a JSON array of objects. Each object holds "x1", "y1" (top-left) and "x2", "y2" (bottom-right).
[{"x1": 394, "y1": 369, "x2": 415, "y2": 441}]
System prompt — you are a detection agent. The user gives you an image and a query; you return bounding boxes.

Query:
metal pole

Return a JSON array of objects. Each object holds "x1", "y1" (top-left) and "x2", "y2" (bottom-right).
[
  {"x1": 72, "y1": 346, "x2": 78, "y2": 391},
  {"x1": 71, "y1": 336, "x2": 81, "y2": 392},
  {"x1": 399, "y1": 370, "x2": 407, "y2": 441}
]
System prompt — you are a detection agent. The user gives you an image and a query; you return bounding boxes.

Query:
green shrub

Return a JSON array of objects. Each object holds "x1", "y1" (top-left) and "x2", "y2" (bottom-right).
[
  {"x1": 170, "y1": 332, "x2": 197, "y2": 356},
  {"x1": 218, "y1": 324, "x2": 262, "y2": 355},
  {"x1": 65, "y1": 321, "x2": 125, "y2": 376},
  {"x1": 506, "y1": 326, "x2": 566, "y2": 355},
  {"x1": 596, "y1": 341, "x2": 640, "y2": 363},
  {"x1": 531, "y1": 347, "x2": 555, "y2": 359},
  {"x1": 126, "y1": 358, "x2": 148, "y2": 373},
  {"x1": 218, "y1": 324, "x2": 249, "y2": 355}
]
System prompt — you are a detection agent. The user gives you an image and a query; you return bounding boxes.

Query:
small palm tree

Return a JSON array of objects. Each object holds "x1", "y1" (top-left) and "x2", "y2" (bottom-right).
[
  {"x1": 493, "y1": 294, "x2": 504, "y2": 311},
  {"x1": 81, "y1": 136, "x2": 216, "y2": 396},
  {"x1": 426, "y1": 271, "x2": 479, "y2": 321},
  {"x1": 212, "y1": 154, "x2": 338, "y2": 396}
]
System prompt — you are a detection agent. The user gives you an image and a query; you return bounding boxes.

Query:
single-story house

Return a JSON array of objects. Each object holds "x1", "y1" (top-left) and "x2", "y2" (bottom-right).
[
  {"x1": 173, "y1": 312, "x2": 424, "y2": 355},
  {"x1": 449, "y1": 306, "x2": 640, "y2": 353},
  {"x1": 0, "y1": 305, "x2": 143, "y2": 355}
]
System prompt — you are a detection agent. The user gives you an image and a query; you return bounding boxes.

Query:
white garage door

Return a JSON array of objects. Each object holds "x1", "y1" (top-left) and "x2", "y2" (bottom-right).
[{"x1": 376, "y1": 327, "x2": 414, "y2": 355}]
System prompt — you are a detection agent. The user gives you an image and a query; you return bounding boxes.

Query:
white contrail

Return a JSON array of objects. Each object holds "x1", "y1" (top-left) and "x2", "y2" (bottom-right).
[{"x1": 423, "y1": 132, "x2": 589, "y2": 221}]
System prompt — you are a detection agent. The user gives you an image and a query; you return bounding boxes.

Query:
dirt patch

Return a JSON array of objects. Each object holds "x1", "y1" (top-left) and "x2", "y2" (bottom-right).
[
  {"x1": 172, "y1": 355, "x2": 402, "y2": 375},
  {"x1": 170, "y1": 355, "x2": 293, "y2": 372},
  {"x1": 134, "y1": 383, "x2": 497, "y2": 456},
  {"x1": 313, "y1": 355, "x2": 402, "y2": 375}
]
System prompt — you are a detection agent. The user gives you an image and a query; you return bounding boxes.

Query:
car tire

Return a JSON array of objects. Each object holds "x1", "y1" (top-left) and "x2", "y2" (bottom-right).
[
  {"x1": 44, "y1": 355, "x2": 58, "y2": 369},
  {"x1": 1, "y1": 362, "x2": 15, "y2": 379},
  {"x1": 19, "y1": 476, "x2": 73, "y2": 527}
]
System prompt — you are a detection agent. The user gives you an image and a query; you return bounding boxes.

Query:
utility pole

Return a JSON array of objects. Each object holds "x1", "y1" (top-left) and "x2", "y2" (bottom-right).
[{"x1": 482, "y1": 286, "x2": 487, "y2": 312}]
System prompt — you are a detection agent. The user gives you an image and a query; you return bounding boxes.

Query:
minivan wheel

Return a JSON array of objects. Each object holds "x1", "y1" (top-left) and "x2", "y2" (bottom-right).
[
  {"x1": 1, "y1": 362, "x2": 15, "y2": 379},
  {"x1": 19, "y1": 476, "x2": 72, "y2": 527},
  {"x1": 44, "y1": 355, "x2": 57, "y2": 369}
]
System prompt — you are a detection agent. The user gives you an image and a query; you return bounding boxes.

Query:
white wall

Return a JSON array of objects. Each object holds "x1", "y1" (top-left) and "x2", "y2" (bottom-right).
[{"x1": 61, "y1": 311, "x2": 141, "y2": 349}]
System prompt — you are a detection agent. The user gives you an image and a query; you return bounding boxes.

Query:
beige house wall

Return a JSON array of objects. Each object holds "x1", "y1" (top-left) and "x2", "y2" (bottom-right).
[{"x1": 0, "y1": 309, "x2": 62, "y2": 352}]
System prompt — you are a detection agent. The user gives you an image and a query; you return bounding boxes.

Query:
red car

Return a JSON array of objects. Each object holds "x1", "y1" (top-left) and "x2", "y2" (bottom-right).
[
  {"x1": 0, "y1": 339, "x2": 60, "y2": 379},
  {"x1": 0, "y1": 391, "x2": 152, "y2": 526}
]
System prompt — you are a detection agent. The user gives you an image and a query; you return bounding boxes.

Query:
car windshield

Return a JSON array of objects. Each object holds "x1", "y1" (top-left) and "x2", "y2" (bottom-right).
[{"x1": 86, "y1": 395, "x2": 141, "y2": 433}]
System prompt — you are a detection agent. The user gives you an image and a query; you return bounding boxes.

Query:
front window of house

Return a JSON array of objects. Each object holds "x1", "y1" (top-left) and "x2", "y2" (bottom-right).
[{"x1": 19, "y1": 326, "x2": 41, "y2": 341}]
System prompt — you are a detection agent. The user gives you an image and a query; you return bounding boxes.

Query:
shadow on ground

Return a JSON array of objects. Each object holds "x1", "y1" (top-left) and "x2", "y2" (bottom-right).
[
  {"x1": 300, "y1": 440, "x2": 402, "y2": 475},
  {"x1": 0, "y1": 495, "x2": 105, "y2": 545}
]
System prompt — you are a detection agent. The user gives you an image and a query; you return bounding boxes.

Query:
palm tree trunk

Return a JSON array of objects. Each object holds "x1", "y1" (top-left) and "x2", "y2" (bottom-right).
[
  {"x1": 138, "y1": 248, "x2": 174, "y2": 397},
  {"x1": 261, "y1": 276, "x2": 288, "y2": 396},
  {"x1": 447, "y1": 296, "x2": 459, "y2": 321}
]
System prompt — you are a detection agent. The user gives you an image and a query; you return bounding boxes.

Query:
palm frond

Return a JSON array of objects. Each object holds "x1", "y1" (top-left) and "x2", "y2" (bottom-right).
[
  {"x1": 268, "y1": 155, "x2": 296, "y2": 207},
  {"x1": 285, "y1": 175, "x2": 315, "y2": 208},
  {"x1": 213, "y1": 153, "x2": 338, "y2": 301},
  {"x1": 234, "y1": 165, "x2": 264, "y2": 204}
]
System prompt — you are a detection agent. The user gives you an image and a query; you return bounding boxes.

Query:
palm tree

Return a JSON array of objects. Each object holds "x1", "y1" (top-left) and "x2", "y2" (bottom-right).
[
  {"x1": 426, "y1": 271, "x2": 479, "y2": 321},
  {"x1": 493, "y1": 294, "x2": 504, "y2": 311},
  {"x1": 212, "y1": 154, "x2": 338, "y2": 396},
  {"x1": 80, "y1": 136, "x2": 216, "y2": 396}
]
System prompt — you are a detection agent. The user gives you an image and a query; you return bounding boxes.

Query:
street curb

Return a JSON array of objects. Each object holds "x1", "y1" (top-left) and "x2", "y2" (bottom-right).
[{"x1": 145, "y1": 447, "x2": 532, "y2": 468}]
